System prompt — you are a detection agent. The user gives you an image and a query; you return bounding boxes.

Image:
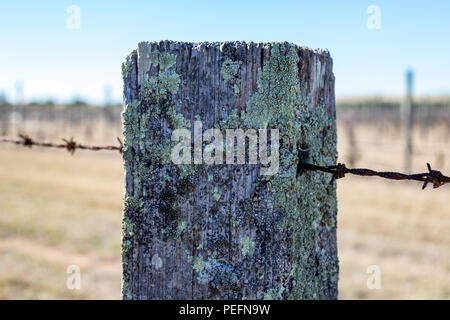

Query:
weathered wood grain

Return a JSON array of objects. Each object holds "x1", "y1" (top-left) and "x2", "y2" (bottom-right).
[{"x1": 122, "y1": 41, "x2": 338, "y2": 300}]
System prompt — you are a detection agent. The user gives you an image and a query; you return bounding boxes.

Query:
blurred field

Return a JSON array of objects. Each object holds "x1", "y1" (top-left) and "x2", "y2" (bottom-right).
[
  {"x1": 0, "y1": 147, "x2": 123, "y2": 299},
  {"x1": 337, "y1": 122, "x2": 450, "y2": 299},
  {"x1": 0, "y1": 110, "x2": 449, "y2": 299}
]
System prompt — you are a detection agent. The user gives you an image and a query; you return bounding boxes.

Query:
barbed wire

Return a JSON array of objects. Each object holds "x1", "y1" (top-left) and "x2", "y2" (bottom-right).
[
  {"x1": 298, "y1": 163, "x2": 450, "y2": 190},
  {"x1": 0, "y1": 134, "x2": 449, "y2": 190},
  {"x1": 0, "y1": 134, "x2": 123, "y2": 154}
]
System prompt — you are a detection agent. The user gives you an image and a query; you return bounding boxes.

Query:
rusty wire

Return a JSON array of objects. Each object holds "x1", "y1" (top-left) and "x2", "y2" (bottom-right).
[
  {"x1": 299, "y1": 162, "x2": 450, "y2": 190},
  {"x1": 0, "y1": 134, "x2": 449, "y2": 190},
  {"x1": 0, "y1": 134, "x2": 123, "y2": 154}
]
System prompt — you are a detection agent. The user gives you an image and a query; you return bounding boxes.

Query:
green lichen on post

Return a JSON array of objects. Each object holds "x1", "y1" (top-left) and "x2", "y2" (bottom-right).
[
  {"x1": 175, "y1": 220, "x2": 186, "y2": 240},
  {"x1": 121, "y1": 195, "x2": 140, "y2": 265},
  {"x1": 121, "y1": 50, "x2": 195, "y2": 298},
  {"x1": 121, "y1": 98, "x2": 142, "y2": 299},
  {"x1": 263, "y1": 289, "x2": 280, "y2": 300},
  {"x1": 121, "y1": 60, "x2": 132, "y2": 78},
  {"x1": 197, "y1": 43, "x2": 337, "y2": 298},
  {"x1": 121, "y1": 280, "x2": 132, "y2": 300},
  {"x1": 133, "y1": 50, "x2": 190, "y2": 167},
  {"x1": 139, "y1": 50, "x2": 182, "y2": 122},
  {"x1": 140, "y1": 73, "x2": 181, "y2": 107},
  {"x1": 193, "y1": 255, "x2": 205, "y2": 273},
  {"x1": 138, "y1": 50, "x2": 194, "y2": 175},
  {"x1": 240, "y1": 237, "x2": 255, "y2": 257},
  {"x1": 241, "y1": 43, "x2": 337, "y2": 299},
  {"x1": 196, "y1": 258, "x2": 241, "y2": 289},
  {"x1": 244, "y1": 44, "x2": 300, "y2": 138},
  {"x1": 123, "y1": 216, "x2": 134, "y2": 237},
  {"x1": 121, "y1": 100, "x2": 140, "y2": 168},
  {"x1": 221, "y1": 58, "x2": 238, "y2": 82},
  {"x1": 121, "y1": 193, "x2": 142, "y2": 299},
  {"x1": 213, "y1": 187, "x2": 221, "y2": 201},
  {"x1": 192, "y1": 254, "x2": 242, "y2": 290},
  {"x1": 150, "y1": 50, "x2": 177, "y2": 71},
  {"x1": 263, "y1": 280, "x2": 286, "y2": 300},
  {"x1": 254, "y1": 44, "x2": 337, "y2": 299},
  {"x1": 221, "y1": 58, "x2": 242, "y2": 94}
]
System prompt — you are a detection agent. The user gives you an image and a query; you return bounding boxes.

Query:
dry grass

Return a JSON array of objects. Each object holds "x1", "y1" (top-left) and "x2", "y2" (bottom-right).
[
  {"x1": 0, "y1": 147, "x2": 123, "y2": 299},
  {"x1": 0, "y1": 122, "x2": 449, "y2": 299}
]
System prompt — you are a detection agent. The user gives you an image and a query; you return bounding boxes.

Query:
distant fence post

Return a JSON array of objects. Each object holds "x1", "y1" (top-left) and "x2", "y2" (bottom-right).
[
  {"x1": 402, "y1": 69, "x2": 414, "y2": 172},
  {"x1": 121, "y1": 41, "x2": 338, "y2": 300}
]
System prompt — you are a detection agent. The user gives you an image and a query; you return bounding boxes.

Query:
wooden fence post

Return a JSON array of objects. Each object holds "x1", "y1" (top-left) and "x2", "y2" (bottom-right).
[
  {"x1": 402, "y1": 68, "x2": 414, "y2": 172},
  {"x1": 121, "y1": 41, "x2": 338, "y2": 300}
]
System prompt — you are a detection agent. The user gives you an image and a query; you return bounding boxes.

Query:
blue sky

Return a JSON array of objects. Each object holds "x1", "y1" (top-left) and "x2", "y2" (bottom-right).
[{"x1": 0, "y1": 0, "x2": 449, "y2": 104}]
